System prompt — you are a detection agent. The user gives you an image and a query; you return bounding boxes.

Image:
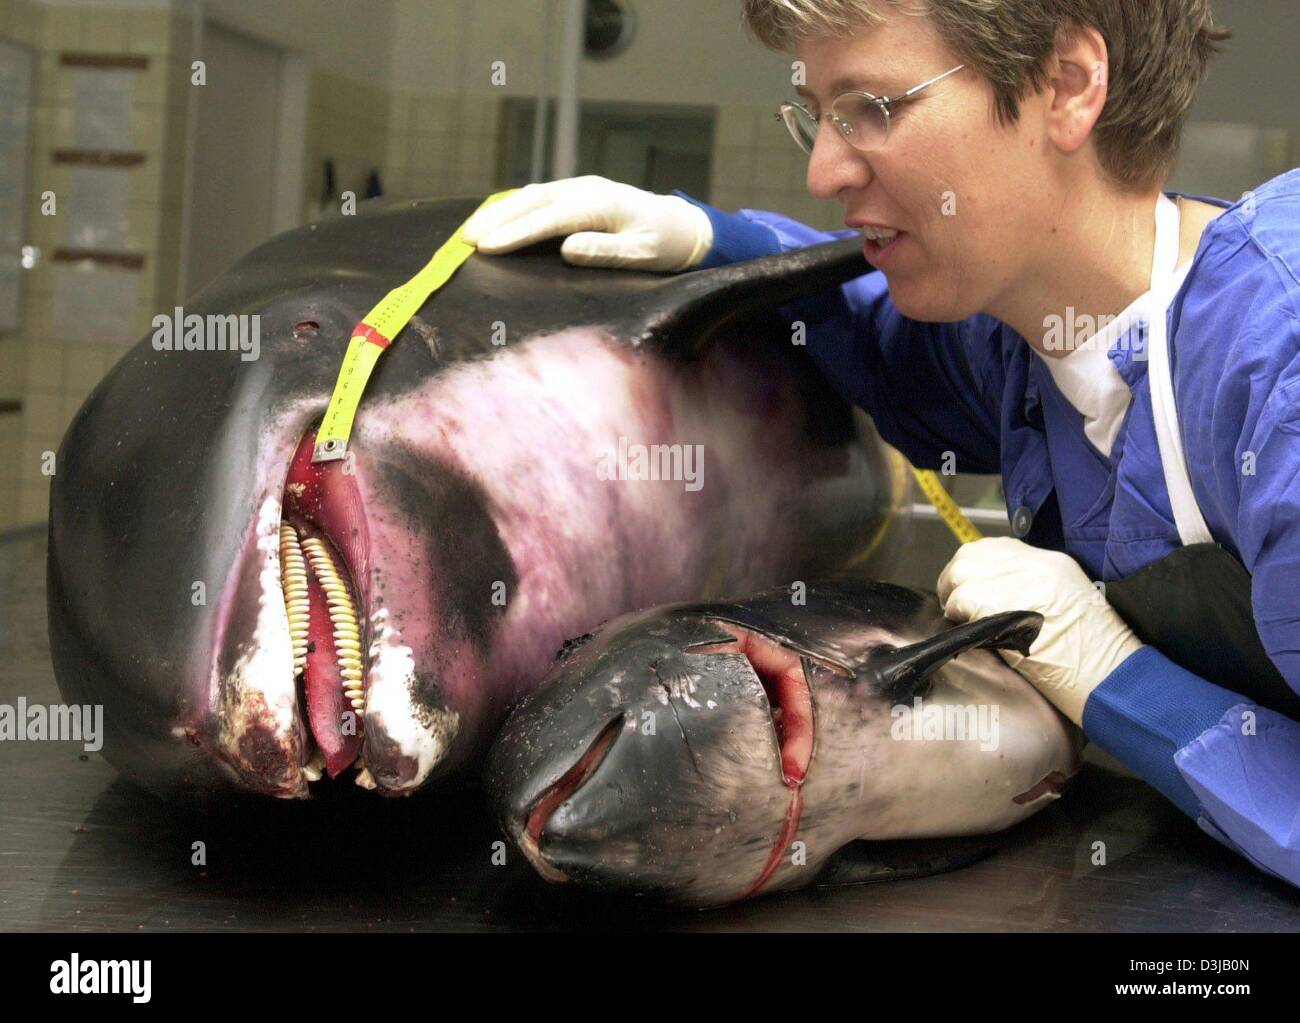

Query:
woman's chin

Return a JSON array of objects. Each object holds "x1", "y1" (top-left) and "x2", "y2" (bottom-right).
[
  {"x1": 887, "y1": 284, "x2": 948, "y2": 323},
  {"x1": 884, "y1": 272, "x2": 979, "y2": 325}
]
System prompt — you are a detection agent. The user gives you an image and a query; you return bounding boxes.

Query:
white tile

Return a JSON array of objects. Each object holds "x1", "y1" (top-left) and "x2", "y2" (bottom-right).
[
  {"x1": 22, "y1": 387, "x2": 64, "y2": 434},
  {"x1": 715, "y1": 106, "x2": 758, "y2": 149},
  {"x1": 128, "y1": 8, "x2": 171, "y2": 56},
  {"x1": 753, "y1": 149, "x2": 797, "y2": 190},
  {"x1": 18, "y1": 481, "x2": 50, "y2": 524},
  {"x1": 83, "y1": 7, "x2": 129, "y2": 53},
  {"x1": 43, "y1": 4, "x2": 82, "y2": 50},
  {"x1": 23, "y1": 339, "x2": 62, "y2": 390},
  {"x1": 711, "y1": 145, "x2": 755, "y2": 191}
]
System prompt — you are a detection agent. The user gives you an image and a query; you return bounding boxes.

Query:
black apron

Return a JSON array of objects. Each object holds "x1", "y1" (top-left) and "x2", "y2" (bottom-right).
[
  {"x1": 1096, "y1": 194, "x2": 1299, "y2": 724},
  {"x1": 1106, "y1": 543, "x2": 1300, "y2": 722}
]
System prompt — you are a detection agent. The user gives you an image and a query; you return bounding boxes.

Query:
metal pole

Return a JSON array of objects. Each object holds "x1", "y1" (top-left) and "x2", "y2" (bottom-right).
[
  {"x1": 528, "y1": 0, "x2": 553, "y2": 182},
  {"x1": 552, "y1": 0, "x2": 583, "y2": 179}
]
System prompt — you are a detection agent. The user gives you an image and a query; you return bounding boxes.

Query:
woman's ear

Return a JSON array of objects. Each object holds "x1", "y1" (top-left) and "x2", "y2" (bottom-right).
[{"x1": 1044, "y1": 22, "x2": 1109, "y2": 155}]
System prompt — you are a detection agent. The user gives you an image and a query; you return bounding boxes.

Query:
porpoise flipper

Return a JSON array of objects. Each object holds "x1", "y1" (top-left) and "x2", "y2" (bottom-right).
[
  {"x1": 856, "y1": 610, "x2": 1044, "y2": 700},
  {"x1": 673, "y1": 582, "x2": 1042, "y2": 693},
  {"x1": 628, "y1": 236, "x2": 870, "y2": 356},
  {"x1": 811, "y1": 836, "x2": 999, "y2": 890}
]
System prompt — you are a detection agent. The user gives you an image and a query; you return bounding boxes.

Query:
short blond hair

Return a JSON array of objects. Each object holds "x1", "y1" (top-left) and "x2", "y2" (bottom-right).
[{"x1": 741, "y1": 0, "x2": 1231, "y2": 191}]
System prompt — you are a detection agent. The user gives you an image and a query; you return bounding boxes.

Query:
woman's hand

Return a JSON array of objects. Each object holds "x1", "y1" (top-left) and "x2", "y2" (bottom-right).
[
  {"x1": 461, "y1": 176, "x2": 714, "y2": 272},
  {"x1": 937, "y1": 537, "x2": 1145, "y2": 725}
]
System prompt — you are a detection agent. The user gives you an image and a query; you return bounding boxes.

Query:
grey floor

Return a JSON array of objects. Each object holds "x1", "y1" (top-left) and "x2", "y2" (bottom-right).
[{"x1": 3, "y1": 524, "x2": 1299, "y2": 932}]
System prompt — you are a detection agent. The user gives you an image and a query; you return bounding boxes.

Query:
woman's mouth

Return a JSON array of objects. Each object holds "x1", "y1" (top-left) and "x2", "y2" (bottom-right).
[{"x1": 858, "y1": 225, "x2": 906, "y2": 266}]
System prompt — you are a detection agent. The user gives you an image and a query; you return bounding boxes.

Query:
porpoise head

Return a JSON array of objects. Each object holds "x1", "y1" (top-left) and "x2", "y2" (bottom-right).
[{"x1": 487, "y1": 580, "x2": 1083, "y2": 907}]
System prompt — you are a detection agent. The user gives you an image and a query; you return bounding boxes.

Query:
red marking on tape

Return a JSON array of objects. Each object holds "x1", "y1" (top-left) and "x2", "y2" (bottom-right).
[{"x1": 353, "y1": 323, "x2": 391, "y2": 349}]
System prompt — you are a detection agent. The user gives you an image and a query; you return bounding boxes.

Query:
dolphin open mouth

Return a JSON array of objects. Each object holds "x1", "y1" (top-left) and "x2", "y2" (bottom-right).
[
  {"x1": 277, "y1": 430, "x2": 370, "y2": 781},
  {"x1": 521, "y1": 716, "x2": 623, "y2": 881}
]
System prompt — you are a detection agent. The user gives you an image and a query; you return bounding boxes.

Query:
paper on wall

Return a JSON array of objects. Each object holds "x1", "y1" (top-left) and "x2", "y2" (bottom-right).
[
  {"x1": 73, "y1": 68, "x2": 135, "y2": 150},
  {"x1": 63, "y1": 167, "x2": 131, "y2": 250},
  {"x1": 0, "y1": 40, "x2": 34, "y2": 334},
  {"x1": 51, "y1": 261, "x2": 139, "y2": 344}
]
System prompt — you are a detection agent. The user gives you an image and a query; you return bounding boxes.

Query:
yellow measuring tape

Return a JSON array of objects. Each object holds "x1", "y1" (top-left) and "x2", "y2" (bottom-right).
[
  {"x1": 842, "y1": 450, "x2": 983, "y2": 571},
  {"x1": 910, "y1": 466, "x2": 983, "y2": 544},
  {"x1": 311, "y1": 189, "x2": 518, "y2": 463}
]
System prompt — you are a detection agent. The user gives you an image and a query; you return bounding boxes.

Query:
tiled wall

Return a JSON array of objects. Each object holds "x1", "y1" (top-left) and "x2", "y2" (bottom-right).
[
  {"x1": 0, "y1": 0, "x2": 41, "y2": 532},
  {"x1": 0, "y1": 0, "x2": 193, "y2": 530},
  {"x1": 710, "y1": 103, "x2": 844, "y2": 231},
  {"x1": 379, "y1": 94, "x2": 847, "y2": 227},
  {"x1": 383, "y1": 91, "x2": 501, "y2": 200},
  {"x1": 304, "y1": 70, "x2": 390, "y2": 218},
  {"x1": 0, "y1": 4, "x2": 430, "y2": 534}
]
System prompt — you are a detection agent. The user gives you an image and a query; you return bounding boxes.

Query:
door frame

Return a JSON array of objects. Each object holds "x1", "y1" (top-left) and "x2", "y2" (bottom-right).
[{"x1": 177, "y1": 12, "x2": 308, "y2": 301}]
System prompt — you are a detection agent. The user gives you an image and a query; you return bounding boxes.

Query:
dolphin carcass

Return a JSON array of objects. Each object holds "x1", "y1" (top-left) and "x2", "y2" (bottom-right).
[{"x1": 46, "y1": 195, "x2": 906, "y2": 800}]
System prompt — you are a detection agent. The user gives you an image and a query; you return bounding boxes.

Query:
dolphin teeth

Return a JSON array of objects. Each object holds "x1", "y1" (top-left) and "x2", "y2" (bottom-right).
[
  {"x1": 302, "y1": 748, "x2": 326, "y2": 782},
  {"x1": 278, "y1": 522, "x2": 311, "y2": 676},
  {"x1": 300, "y1": 535, "x2": 367, "y2": 717}
]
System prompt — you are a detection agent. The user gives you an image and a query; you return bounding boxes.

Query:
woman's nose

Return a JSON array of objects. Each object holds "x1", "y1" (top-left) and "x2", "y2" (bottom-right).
[{"x1": 806, "y1": 126, "x2": 873, "y2": 201}]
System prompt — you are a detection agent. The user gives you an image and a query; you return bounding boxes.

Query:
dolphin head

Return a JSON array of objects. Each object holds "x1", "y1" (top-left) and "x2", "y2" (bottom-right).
[
  {"x1": 46, "y1": 197, "x2": 571, "y2": 801},
  {"x1": 486, "y1": 581, "x2": 1083, "y2": 907},
  {"x1": 43, "y1": 201, "x2": 498, "y2": 800}
]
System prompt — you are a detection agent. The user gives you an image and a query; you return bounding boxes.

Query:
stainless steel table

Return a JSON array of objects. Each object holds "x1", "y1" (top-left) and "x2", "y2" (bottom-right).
[{"x1": 3, "y1": 526, "x2": 1298, "y2": 932}]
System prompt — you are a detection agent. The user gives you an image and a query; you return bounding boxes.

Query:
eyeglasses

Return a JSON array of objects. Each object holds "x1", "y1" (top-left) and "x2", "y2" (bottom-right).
[{"x1": 777, "y1": 64, "x2": 966, "y2": 154}]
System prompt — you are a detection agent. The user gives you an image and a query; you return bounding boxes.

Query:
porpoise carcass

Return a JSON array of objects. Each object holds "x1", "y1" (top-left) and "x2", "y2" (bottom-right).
[
  {"x1": 486, "y1": 580, "x2": 1083, "y2": 907},
  {"x1": 46, "y1": 195, "x2": 905, "y2": 801}
]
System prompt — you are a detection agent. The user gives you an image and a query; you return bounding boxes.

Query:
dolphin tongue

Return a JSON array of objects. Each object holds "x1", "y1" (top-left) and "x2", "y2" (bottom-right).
[
  {"x1": 282, "y1": 433, "x2": 366, "y2": 778},
  {"x1": 302, "y1": 565, "x2": 361, "y2": 776}
]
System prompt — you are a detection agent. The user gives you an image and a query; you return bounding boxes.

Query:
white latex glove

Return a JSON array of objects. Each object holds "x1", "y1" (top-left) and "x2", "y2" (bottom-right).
[
  {"x1": 936, "y1": 537, "x2": 1145, "y2": 725},
  {"x1": 460, "y1": 176, "x2": 714, "y2": 272}
]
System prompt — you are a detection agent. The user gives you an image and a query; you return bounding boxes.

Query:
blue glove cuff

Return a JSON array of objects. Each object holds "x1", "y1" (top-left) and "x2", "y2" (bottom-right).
[
  {"x1": 671, "y1": 190, "x2": 782, "y2": 268},
  {"x1": 1083, "y1": 646, "x2": 1242, "y2": 817}
]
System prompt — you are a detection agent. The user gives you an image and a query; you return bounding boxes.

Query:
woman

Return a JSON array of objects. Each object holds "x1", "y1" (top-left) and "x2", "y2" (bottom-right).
[{"x1": 462, "y1": 0, "x2": 1300, "y2": 887}]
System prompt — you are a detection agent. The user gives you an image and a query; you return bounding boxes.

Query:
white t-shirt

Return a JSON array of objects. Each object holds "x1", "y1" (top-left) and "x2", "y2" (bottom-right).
[{"x1": 1038, "y1": 259, "x2": 1193, "y2": 458}]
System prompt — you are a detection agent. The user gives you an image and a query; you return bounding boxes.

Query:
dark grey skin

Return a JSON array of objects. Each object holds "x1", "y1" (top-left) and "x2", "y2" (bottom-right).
[
  {"x1": 487, "y1": 580, "x2": 1083, "y2": 908},
  {"x1": 46, "y1": 196, "x2": 904, "y2": 801}
]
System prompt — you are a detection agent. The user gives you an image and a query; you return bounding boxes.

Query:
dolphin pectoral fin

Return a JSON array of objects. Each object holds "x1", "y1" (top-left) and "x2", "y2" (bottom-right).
[
  {"x1": 856, "y1": 610, "x2": 1044, "y2": 699},
  {"x1": 812, "y1": 836, "x2": 999, "y2": 890},
  {"x1": 630, "y1": 237, "x2": 871, "y2": 356}
]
